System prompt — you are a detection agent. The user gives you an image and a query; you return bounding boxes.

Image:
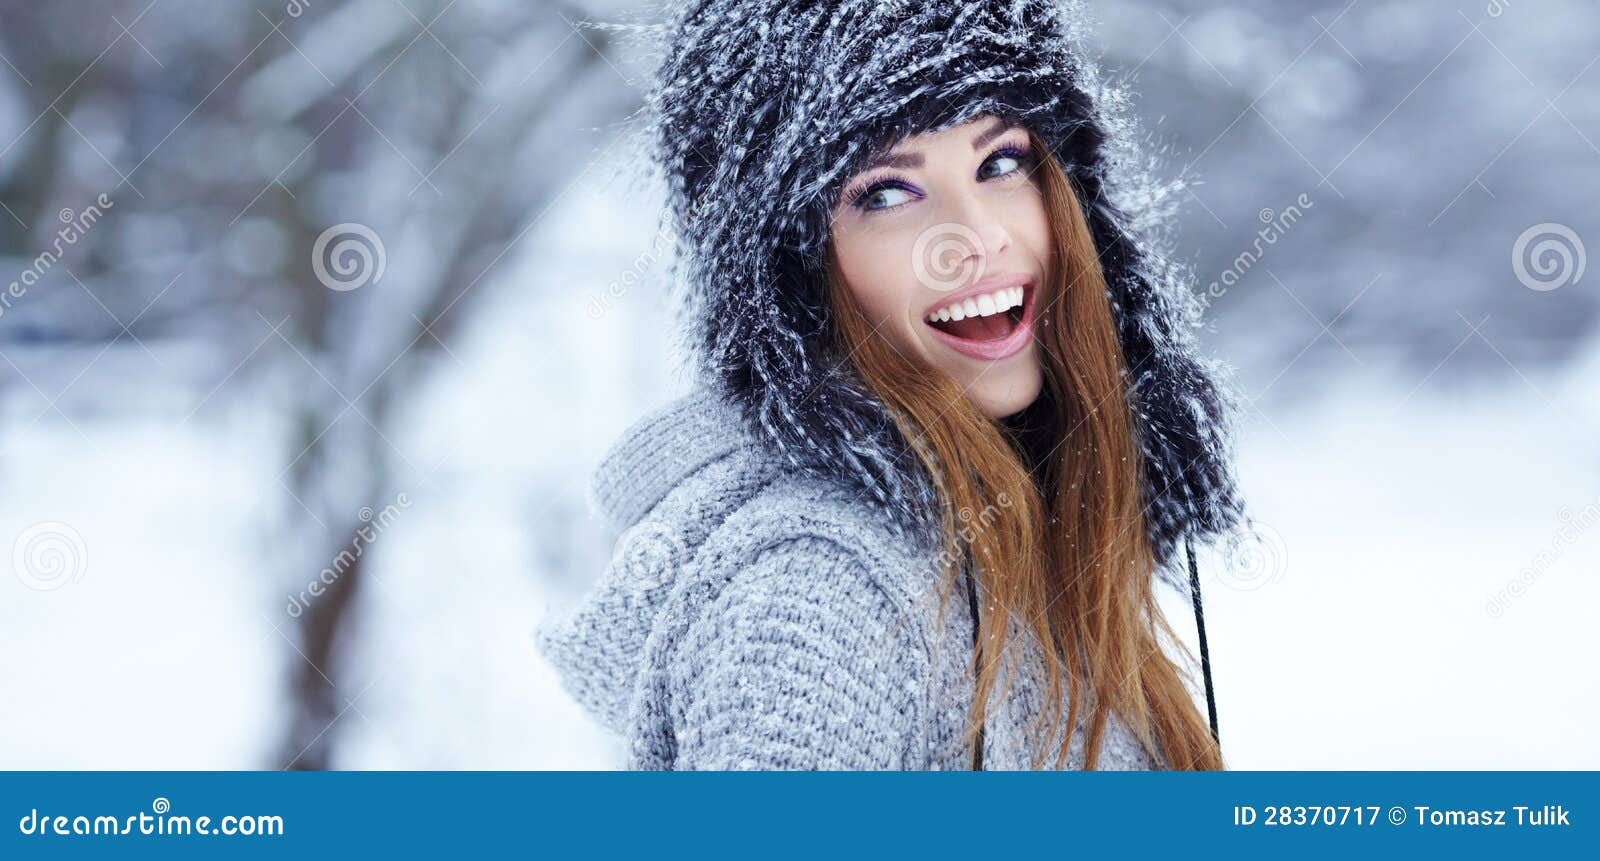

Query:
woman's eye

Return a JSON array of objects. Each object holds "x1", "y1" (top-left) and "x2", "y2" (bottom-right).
[
  {"x1": 848, "y1": 149, "x2": 1030, "y2": 214},
  {"x1": 859, "y1": 185, "x2": 915, "y2": 211},
  {"x1": 980, "y1": 151, "x2": 1025, "y2": 180}
]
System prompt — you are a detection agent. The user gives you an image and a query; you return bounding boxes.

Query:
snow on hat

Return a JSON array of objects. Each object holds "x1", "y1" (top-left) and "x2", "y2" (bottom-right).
[{"x1": 603, "y1": 0, "x2": 1246, "y2": 575}]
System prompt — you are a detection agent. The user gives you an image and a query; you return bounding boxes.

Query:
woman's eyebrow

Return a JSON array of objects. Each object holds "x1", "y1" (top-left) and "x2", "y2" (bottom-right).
[
  {"x1": 863, "y1": 151, "x2": 924, "y2": 171},
  {"x1": 858, "y1": 118, "x2": 1016, "y2": 173},
  {"x1": 970, "y1": 118, "x2": 1015, "y2": 150}
]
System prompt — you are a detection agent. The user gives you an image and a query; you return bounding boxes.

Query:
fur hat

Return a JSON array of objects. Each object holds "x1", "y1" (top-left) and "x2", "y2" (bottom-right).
[{"x1": 605, "y1": 0, "x2": 1246, "y2": 577}]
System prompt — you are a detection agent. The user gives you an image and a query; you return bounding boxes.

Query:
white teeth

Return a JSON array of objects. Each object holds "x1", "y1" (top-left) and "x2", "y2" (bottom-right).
[{"x1": 926, "y1": 286, "x2": 1024, "y2": 324}]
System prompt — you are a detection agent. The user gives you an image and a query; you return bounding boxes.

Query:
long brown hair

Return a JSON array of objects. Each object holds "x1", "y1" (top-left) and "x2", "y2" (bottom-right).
[{"x1": 823, "y1": 129, "x2": 1223, "y2": 770}]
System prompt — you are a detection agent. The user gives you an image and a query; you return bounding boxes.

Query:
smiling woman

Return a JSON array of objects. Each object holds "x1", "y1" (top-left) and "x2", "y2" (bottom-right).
[
  {"x1": 827, "y1": 115, "x2": 1052, "y2": 418},
  {"x1": 537, "y1": 0, "x2": 1249, "y2": 771},
  {"x1": 822, "y1": 108, "x2": 1225, "y2": 770}
]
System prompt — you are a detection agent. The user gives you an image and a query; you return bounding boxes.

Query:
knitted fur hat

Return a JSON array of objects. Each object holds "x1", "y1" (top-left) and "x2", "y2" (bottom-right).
[{"x1": 600, "y1": 0, "x2": 1246, "y2": 577}]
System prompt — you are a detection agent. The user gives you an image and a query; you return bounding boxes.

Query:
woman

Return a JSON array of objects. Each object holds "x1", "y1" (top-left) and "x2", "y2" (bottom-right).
[{"x1": 537, "y1": 0, "x2": 1247, "y2": 770}]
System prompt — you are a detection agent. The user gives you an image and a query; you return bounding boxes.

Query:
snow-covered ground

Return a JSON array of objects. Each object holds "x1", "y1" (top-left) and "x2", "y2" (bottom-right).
[
  {"x1": 0, "y1": 387, "x2": 288, "y2": 769},
  {"x1": 3, "y1": 161, "x2": 1594, "y2": 770},
  {"x1": 1201, "y1": 342, "x2": 1600, "y2": 769}
]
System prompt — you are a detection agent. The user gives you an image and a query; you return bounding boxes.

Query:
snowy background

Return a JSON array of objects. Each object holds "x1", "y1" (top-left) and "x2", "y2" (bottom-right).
[{"x1": 0, "y1": 0, "x2": 1594, "y2": 769}]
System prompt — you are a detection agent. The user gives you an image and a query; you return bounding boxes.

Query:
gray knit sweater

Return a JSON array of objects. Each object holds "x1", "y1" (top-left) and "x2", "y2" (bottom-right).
[{"x1": 535, "y1": 387, "x2": 1165, "y2": 770}]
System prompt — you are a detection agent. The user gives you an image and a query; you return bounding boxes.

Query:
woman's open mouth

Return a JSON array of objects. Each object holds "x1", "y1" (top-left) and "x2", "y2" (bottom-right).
[{"x1": 923, "y1": 276, "x2": 1036, "y2": 361}]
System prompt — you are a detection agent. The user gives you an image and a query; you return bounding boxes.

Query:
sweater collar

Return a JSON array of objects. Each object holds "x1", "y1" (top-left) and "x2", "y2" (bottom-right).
[{"x1": 588, "y1": 385, "x2": 753, "y2": 531}]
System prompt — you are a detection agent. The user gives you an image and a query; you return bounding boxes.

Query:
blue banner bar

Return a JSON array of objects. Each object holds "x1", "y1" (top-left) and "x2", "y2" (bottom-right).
[{"x1": 3, "y1": 771, "x2": 1593, "y2": 857}]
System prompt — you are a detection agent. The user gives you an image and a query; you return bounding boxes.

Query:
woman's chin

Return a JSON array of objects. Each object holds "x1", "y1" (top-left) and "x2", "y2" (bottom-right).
[{"x1": 961, "y1": 362, "x2": 1044, "y2": 420}]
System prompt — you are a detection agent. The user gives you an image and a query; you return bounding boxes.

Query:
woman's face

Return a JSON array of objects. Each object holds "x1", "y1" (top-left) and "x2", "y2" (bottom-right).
[{"x1": 830, "y1": 114, "x2": 1051, "y2": 419}]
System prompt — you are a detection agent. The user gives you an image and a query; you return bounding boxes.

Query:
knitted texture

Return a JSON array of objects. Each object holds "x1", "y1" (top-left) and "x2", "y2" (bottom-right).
[
  {"x1": 536, "y1": 388, "x2": 1164, "y2": 770},
  {"x1": 589, "y1": 0, "x2": 1248, "y2": 577}
]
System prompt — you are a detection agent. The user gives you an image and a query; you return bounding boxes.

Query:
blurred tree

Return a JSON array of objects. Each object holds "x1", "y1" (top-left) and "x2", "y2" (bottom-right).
[{"x1": 0, "y1": 0, "x2": 639, "y2": 768}]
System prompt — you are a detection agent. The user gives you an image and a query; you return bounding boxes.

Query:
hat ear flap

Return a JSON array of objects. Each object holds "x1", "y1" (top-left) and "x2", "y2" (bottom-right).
[{"x1": 1066, "y1": 169, "x2": 1246, "y2": 572}]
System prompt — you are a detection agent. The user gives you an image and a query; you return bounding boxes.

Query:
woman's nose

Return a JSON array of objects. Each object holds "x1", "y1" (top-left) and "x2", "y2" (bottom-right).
[{"x1": 943, "y1": 193, "x2": 1013, "y2": 261}]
